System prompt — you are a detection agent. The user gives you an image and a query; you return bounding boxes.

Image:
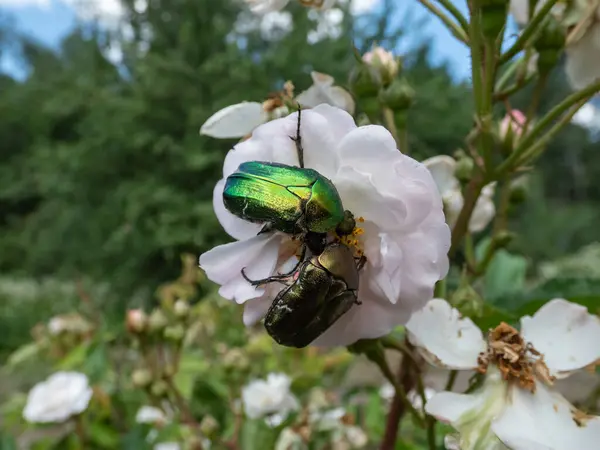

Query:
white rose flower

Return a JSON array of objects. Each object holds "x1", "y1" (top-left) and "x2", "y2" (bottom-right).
[
  {"x1": 136, "y1": 406, "x2": 168, "y2": 425},
  {"x1": 406, "y1": 298, "x2": 600, "y2": 450},
  {"x1": 245, "y1": 0, "x2": 336, "y2": 14},
  {"x1": 199, "y1": 105, "x2": 450, "y2": 347},
  {"x1": 275, "y1": 427, "x2": 307, "y2": 450},
  {"x1": 424, "y1": 155, "x2": 495, "y2": 233},
  {"x1": 154, "y1": 443, "x2": 181, "y2": 450},
  {"x1": 199, "y1": 73, "x2": 353, "y2": 139},
  {"x1": 23, "y1": 372, "x2": 93, "y2": 423},
  {"x1": 242, "y1": 373, "x2": 299, "y2": 426},
  {"x1": 310, "y1": 407, "x2": 368, "y2": 449}
]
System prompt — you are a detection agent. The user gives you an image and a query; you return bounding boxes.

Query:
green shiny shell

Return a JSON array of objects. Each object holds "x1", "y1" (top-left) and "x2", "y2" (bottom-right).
[
  {"x1": 264, "y1": 243, "x2": 359, "y2": 348},
  {"x1": 223, "y1": 161, "x2": 344, "y2": 234}
]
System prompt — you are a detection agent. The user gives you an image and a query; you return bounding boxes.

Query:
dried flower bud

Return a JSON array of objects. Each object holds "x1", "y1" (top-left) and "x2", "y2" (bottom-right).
[
  {"x1": 362, "y1": 46, "x2": 400, "y2": 86},
  {"x1": 126, "y1": 309, "x2": 148, "y2": 334},
  {"x1": 150, "y1": 380, "x2": 169, "y2": 397},
  {"x1": 148, "y1": 309, "x2": 169, "y2": 333},
  {"x1": 200, "y1": 415, "x2": 219, "y2": 437},
  {"x1": 174, "y1": 299, "x2": 190, "y2": 318},
  {"x1": 132, "y1": 369, "x2": 153, "y2": 388},
  {"x1": 163, "y1": 324, "x2": 185, "y2": 342}
]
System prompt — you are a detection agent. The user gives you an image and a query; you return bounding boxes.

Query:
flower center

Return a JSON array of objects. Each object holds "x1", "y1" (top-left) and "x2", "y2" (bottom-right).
[
  {"x1": 477, "y1": 322, "x2": 555, "y2": 392},
  {"x1": 336, "y1": 217, "x2": 366, "y2": 257}
]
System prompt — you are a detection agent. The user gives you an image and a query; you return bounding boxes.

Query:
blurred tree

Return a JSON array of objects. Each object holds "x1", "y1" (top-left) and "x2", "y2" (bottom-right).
[{"x1": 0, "y1": 0, "x2": 477, "y2": 297}]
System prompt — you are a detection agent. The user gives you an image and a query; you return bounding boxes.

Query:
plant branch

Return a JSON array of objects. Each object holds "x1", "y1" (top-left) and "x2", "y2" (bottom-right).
[
  {"x1": 499, "y1": 0, "x2": 560, "y2": 65},
  {"x1": 383, "y1": 107, "x2": 403, "y2": 151},
  {"x1": 435, "y1": 0, "x2": 470, "y2": 33},
  {"x1": 496, "y1": 80, "x2": 600, "y2": 175},
  {"x1": 416, "y1": 0, "x2": 469, "y2": 44},
  {"x1": 449, "y1": 177, "x2": 485, "y2": 257}
]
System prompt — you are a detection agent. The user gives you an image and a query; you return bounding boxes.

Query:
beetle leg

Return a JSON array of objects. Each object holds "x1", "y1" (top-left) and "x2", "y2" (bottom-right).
[
  {"x1": 276, "y1": 244, "x2": 306, "y2": 276},
  {"x1": 290, "y1": 103, "x2": 305, "y2": 168},
  {"x1": 241, "y1": 268, "x2": 291, "y2": 286},
  {"x1": 257, "y1": 223, "x2": 274, "y2": 235},
  {"x1": 355, "y1": 255, "x2": 367, "y2": 272}
]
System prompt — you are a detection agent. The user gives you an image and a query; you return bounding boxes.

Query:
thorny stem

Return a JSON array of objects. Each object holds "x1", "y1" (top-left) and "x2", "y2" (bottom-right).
[
  {"x1": 522, "y1": 74, "x2": 548, "y2": 136},
  {"x1": 165, "y1": 378, "x2": 204, "y2": 450},
  {"x1": 468, "y1": 4, "x2": 484, "y2": 115},
  {"x1": 499, "y1": 0, "x2": 560, "y2": 65},
  {"x1": 449, "y1": 177, "x2": 485, "y2": 257},
  {"x1": 416, "y1": 0, "x2": 469, "y2": 44},
  {"x1": 379, "y1": 352, "x2": 420, "y2": 450},
  {"x1": 436, "y1": 0, "x2": 470, "y2": 33},
  {"x1": 383, "y1": 107, "x2": 403, "y2": 151},
  {"x1": 480, "y1": 39, "x2": 497, "y2": 170},
  {"x1": 497, "y1": 79, "x2": 600, "y2": 175},
  {"x1": 445, "y1": 370, "x2": 459, "y2": 391}
]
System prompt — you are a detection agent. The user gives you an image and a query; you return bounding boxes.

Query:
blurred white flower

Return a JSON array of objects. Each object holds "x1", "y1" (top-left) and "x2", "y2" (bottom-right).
[
  {"x1": 424, "y1": 155, "x2": 495, "y2": 233},
  {"x1": 200, "y1": 105, "x2": 450, "y2": 346},
  {"x1": 47, "y1": 313, "x2": 93, "y2": 336},
  {"x1": 310, "y1": 408, "x2": 368, "y2": 449},
  {"x1": 23, "y1": 372, "x2": 93, "y2": 423},
  {"x1": 565, "y1": 3, "x2": 600, "y2": 89},
  {"x1": 378, "y1": 383, "x2": 436, "y2": 411},
  {"x1": 362, "y1": 46, "x2": 399, "y2": 84},
  {"x1": 275, "y1": 428, "x2": 307, "y2": 450},
  {"x1": 154, "y1": 443, "x2": 181, "y2": 450},
  {"x1": 200, "y1": 73, "x2": 353, "y2": 139},
  {"x1": 379, "y1": 382, "x2": 395, "y2": 401},
  {"x1": 245, "y1": 0, "x2": 335, "y2": 14},
  {"x1": 242, "y1": 373, "x2": 299, "y2": 426},
  {"x1": 306, "y1": 7, "x2": 344, "y2": 44},
  {"x1": 136, "y1": 406, "x2": 167, "y2": 425},
  {"x1": 295, "y1": 72, "x2": 355, "y2": 114},
  {"x1": 406, "y1": 298, "x2": 600, "y2": 450}
]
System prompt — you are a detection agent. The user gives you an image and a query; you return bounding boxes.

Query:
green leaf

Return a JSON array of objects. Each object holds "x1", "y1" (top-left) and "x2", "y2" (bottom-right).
[
  {"x1": 5, "y1": 342, "x2": 42, "y2": 369},
  {"x1": 0, "y1": 433, "x2": 17, "y2": 450},
  {"x1": 483, "y1": 249, "x2": 528, "y2": 302},
  {"x1": 239, "y1": 420, "x2": 278, "y2": 450},
  {"x1": 189, "y1": 376, "x2": 230, "y2": 426},
  {"x1": 88, "y1": 422, "x2": 120, "y2": 449}
]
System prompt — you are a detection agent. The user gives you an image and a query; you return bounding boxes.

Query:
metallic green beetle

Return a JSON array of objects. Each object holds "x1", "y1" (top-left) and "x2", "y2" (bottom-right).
[
  {"x1": 223, "y1": 161, "x2": 356, "y2": 238},
  {"x1": 260, "y1": 243, "x2": 365, "y2": 348}
]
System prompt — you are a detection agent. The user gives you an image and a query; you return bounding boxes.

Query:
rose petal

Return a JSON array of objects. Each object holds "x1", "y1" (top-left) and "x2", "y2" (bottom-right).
[
  {"x1": 566, "y1": 27, "x2": 600, "y2": 90},
  {"x1": 213, "y1": 179, "x2": 263, "y2": 240},
  {"x1": 423, "y1": 155, "x2": 459, "y2": 195},
  {"x1": 223, "y1": 137, "x2": 275, "y2": 178},
  {"x1": 406, "y1": 299, "x2": 485, "y2": 369},
  {"x1": 520, "y1": 299, "x2": 600, "y2": 377},
  {"x1": 200, "y1": 102, "x2": 268, "y2": 138},
  {"x1": 296, "y1": 71, "x2": 355, "y2": 114},
  {"x1": 310, "y1": 103, "x2": 357, "y2": 143},
  {"x1": 199, "y1": 233, "x2": 283, "y2": 304},
  {"x1": 492, "y1": 382, "x2": 600, "y2": 450},
  {"x1": 426, "y1": 370, "x2": 509, "y2": 450},
  {"x1": 469, "y1": 183, "x2": 496, "y2": 232}
]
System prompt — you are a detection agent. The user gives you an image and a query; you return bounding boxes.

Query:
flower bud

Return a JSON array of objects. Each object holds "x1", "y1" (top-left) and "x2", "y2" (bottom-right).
[
  {"x1": 126, "y1": 309, "x2": 148, "y2": 334},
  {"x1": 348, "y1": 63, "x2": 382, "y2": 98},
  {"x1": 163, "y1": 324, "x2": 185, "y2": 342},
  {"x1": 148, "y1": 309, "x2": 169, "y2": 332},
  {"x1": 362, "y1": 47, "x2": 400, "y2": 86},
  {"x1": 222, "y1": 348, "x2": 250, "y2": 371},
  {"x1": 200, "y1": 415, "x2": 219, "y2": 437},
  {"x1": 509, "y1": 176, "x2": 528, "y2": 205},
  {"x1": 379, "y1": 78, "x2": 415, "y2": 112},
  {"x1": 499, "y1": 110, "x2": 526, "y2": 154},
  {"x1": 132, "y1": 369, "x2": 153, "y2": 388},
  {"x1": 450, "y1": 276, "x2": 484, "y2": 318},
  {"x1": 479, "y1": 0, "x2": 509, "y2": 39},
  {"x1": 534, "y1": 17, "x2": 566, "y2": 76},
  {"x1": 150, "y1": 380, "x2": 169, "y2": 397},
  {"x1": 492, "y1": 230, "x2": 515, "y2": 248},
  {"x1": 455, "y1": 155, "x2": 474, "y2": 183},
  {"x1": 174, "y1": 299, "x2": 190, "y2": 318}
]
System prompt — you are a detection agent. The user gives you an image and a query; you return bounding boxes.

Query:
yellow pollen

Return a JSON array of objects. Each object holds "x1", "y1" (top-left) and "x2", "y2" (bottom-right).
[{"x1": 335, "y1": 217, "x2": 366, "y2": 258}]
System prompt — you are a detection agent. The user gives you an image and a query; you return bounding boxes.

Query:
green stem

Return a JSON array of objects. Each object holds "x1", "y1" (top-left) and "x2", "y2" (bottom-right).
[
  {"x1": 383, "y1": 107, "x2": 403, "y2": 152},
  {"x1": 449, "y1": 178, "x2": 485, "y2": 257},
  {"x1": 436, "y1": 0, "x2": 470, "y2": 33},
  {"x1": 499, "y1": 0, "x2": 560, "y2": 65},
  {"x1": 515, "y1": 99, "x2": 586, "y2": 166},
  {"x1": 444, "y1": 370, "x2": 458, "y2": 391},
  {"x1": 496, "y1": 80, "x2": 600, "y2": 175},
  {"x1": 74, "y1": 415, "x2": 86, "y2": 450},
  {"x1": 469, "y1": 8, "x2": 484, "y2": 114},
  {"x1": 495, "y1": 53, "x2": 522, "y2": 92},
  {"x1": 415, "y1": 373, "x2": 437, "y2": 450},
  {"x1": 493, "y1": 73, "x2": 535, "y2": 101},
  {"x1": 464, "y1": 232, "x2": 476, "y2": 268},
  {"x1": 480, "y1": 38, "x2": 497, "y2": 170},
  {"x1": 522, "y1": 74, "x2": 548, "y2": 136},
  {"x1": 434, "y1": 278, "x2": 447, "y2": 298},
  {"x1": 416, "y1": 0, "x2": 469, "y2": 44}
]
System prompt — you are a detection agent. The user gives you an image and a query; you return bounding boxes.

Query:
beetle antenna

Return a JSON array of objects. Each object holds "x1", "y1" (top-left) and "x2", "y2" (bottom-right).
[{"x1": 290, "y1": 102, "x2": 304, "y2": 168}]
